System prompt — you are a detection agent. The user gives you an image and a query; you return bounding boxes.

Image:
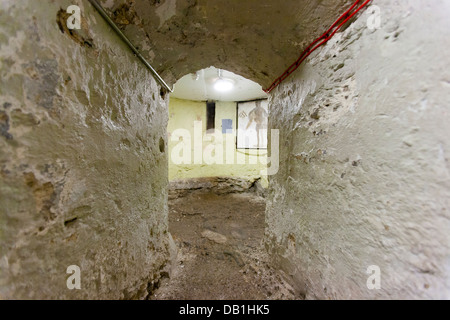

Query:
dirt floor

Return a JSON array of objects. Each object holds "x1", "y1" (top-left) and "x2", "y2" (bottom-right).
[{"x1": 151, "y1": 191, "x2": 296, "y2": 300}]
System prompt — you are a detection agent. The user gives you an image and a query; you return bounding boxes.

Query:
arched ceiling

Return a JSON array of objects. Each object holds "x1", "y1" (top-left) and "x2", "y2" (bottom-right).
[{"x1": 99, "y1": 0, "x2": 353, "y2": 87}]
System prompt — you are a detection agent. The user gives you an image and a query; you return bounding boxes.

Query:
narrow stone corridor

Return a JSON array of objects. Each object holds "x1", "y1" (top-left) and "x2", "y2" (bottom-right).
[
  {"x1": 1, "y1": 0, "x2": 449, "y2": 301},
  {"x1": 152, "y1": 191, "x2": 295, "y2": 300}
]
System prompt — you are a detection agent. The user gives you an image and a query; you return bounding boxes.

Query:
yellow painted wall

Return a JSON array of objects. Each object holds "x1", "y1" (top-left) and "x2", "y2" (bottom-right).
[{"x1": 168, "y1": 97, "x2": 268, "y2": 187}]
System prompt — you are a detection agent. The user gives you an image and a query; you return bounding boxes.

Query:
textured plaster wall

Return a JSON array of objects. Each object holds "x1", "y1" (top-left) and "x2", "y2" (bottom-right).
[
  {"x1": 0, "y1": 0, "x2": 174, "y2": 299},
  {"x1": 266, "y1": 0, "x2": 450, "y2": 299},
  {"x1": 168, "y1": 98, "x2": 267, "y2": 186}
]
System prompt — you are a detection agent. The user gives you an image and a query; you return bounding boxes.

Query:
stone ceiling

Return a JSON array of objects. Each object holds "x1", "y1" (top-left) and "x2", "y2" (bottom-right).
[{"x1": 99, "y1": 0, "x2": 353, "y2": 87}]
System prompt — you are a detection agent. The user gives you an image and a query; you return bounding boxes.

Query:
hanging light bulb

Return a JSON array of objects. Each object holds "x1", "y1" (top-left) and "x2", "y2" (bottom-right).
[
  {"x1": 214, "y1": 79, "x2": 234, "y2": 91},
  {"x1": 214, "y1": 69, "x2": 234, "y2": 92}
]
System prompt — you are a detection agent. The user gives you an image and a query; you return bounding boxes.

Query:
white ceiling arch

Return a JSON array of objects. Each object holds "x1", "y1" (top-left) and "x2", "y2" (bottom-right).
[{"x1": 171, "y1": 66, "x2": 268, "y2": 102}]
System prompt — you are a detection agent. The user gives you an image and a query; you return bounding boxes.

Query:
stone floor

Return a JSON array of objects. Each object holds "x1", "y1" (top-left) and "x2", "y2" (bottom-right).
[{"x1": 150, "y1": 191, "x2": 296, "y2": 300}]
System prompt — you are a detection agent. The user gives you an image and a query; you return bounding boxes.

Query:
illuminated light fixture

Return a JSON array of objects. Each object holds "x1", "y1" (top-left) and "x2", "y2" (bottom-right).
[
  {"x1": 214, "y1": 69, "x2": 234, "y2": 92},
  {"x1": 214, "y1": 78, "x2": 234, "y2": 92}
]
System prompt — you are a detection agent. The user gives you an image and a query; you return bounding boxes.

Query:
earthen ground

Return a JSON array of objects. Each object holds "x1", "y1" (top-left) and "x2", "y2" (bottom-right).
[{"x1": 151, "y1": 191, "x2": 296, "y2": 300}]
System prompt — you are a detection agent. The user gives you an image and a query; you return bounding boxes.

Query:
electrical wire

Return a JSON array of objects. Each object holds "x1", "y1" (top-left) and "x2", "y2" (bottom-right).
[{"x1": 263, "y1": 0, "x2": 373, "y2": 93}]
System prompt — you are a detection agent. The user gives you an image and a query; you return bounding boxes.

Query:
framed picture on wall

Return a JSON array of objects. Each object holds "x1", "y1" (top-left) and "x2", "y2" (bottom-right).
[{"x1": 236, "y1": 99, "x2": 268, "y2": 149}]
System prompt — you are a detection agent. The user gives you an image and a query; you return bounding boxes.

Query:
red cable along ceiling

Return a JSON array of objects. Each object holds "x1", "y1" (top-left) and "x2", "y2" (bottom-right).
[{"x1": 263, "y1": 0, "x2": 373, "y2": 93}]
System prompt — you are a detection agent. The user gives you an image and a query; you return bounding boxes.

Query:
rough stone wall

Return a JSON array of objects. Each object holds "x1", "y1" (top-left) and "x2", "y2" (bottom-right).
[
  {"x1": 266, "y1": 0, "x2": 450, "y2": 299},
  {"x1": 169, "y1": 176, "x2": 266, "y2": 200},
  {"x1": 0, "y1": 0, "x2": 175, "y2": 299}
]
